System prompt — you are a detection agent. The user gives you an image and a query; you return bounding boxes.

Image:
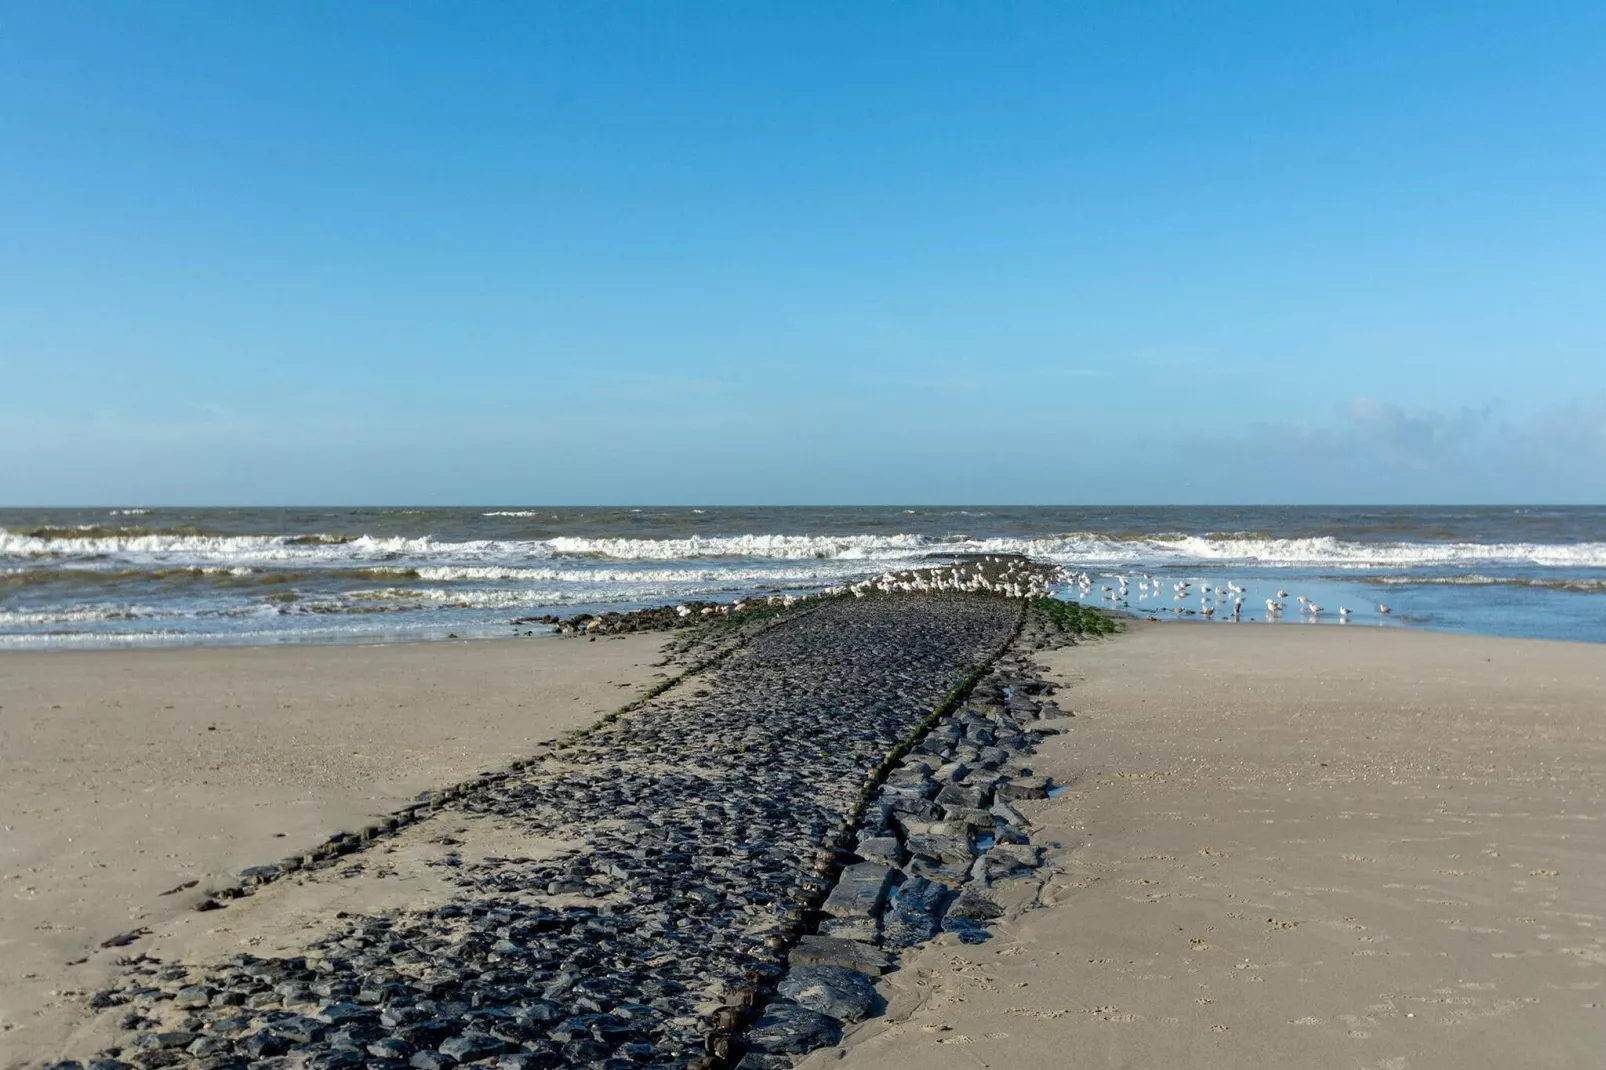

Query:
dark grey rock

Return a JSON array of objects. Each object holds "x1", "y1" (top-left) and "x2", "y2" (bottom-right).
[
  {"x1": 409, "y1": 1053, "x2": 455, "y2": 1070},
  {"x1": 905, "y1": 833, "x2": 974, "y2": 865},
  {"x1": 238, "y1": 1032, "x2": 288, "y2": 1059},
  {"x1": 734, "y1": 1054, "x2": 794, "y2": 1070},
  {"x1": 947, "y1": 886, "x2": 1004, "y2": 920},
  {"x1": 934, "y1": 783, "x2": 986, "y2": 810},
  {"x1": 854, "y1": 835, "x2": 903, "y2": 866},
  {"x1": 183, "y1": 1037, "x2": 230, "y2": 1058},
  {"x1": 744, "y1": 1000, "x2": 843, "y2": 1055},
  {"x1": 881, "y1": 876, "x2": 948, "y2": 949},
  {"x1": 367, "y1": 1038, "x2": 415, "y2": 1061},
  {"x1": 997, "y1": 775, "x2": 1051, "y2": 801},
  {"x1": 820, "y1": 862, "x2": 895, "y2": 918},
  {"x1": 438, "y1": 1032, "x2": 508, "y2": 1062},
  {"x1": 815, "y1": 914, "x2": 879, "y2": 942},
  {"x1": 777, "y1": 966, "x2": 880, "y2": 1023},
  {"x1": 789, "y1": 935, "x2": 892, "y2": 975}
]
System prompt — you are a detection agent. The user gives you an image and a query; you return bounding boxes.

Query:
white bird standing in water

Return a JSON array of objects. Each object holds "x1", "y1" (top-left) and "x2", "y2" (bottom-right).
[{"x1": 1378, "y1": 603, "x2": 1392, "y2": 615}]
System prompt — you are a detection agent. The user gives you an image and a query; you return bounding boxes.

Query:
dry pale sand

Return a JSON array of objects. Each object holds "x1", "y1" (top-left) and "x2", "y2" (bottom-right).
[
  {"x1": 807, "y1": 624, "x2": 1606, "y2": 1070},
  {"x1": 0, "y1": 634, "x2": 667, "y2": 1065}
]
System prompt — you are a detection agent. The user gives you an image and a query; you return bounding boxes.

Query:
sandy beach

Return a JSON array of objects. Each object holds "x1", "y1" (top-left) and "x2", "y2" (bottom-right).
[
  {"x1": 806, "y1": 624, "x2": 1606, "y2": 1070},
  {"x1": 0, "y1": 634, "x2": 667, "y2": 1065}
]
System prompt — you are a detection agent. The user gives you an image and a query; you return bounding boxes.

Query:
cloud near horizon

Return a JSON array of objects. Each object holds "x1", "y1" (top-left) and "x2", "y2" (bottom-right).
[{"x1": 1182, "y1": 393, "x2": 1606, "y2": 502}]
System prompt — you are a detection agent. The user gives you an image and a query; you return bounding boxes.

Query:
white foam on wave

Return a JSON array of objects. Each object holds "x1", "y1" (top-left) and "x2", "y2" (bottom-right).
[
  {"x1": 0, "y1": 530, "x2": 531, "y2": 564},
  {"x1": 483, "y1": 511, "x2": 541, "y2": 517},
  {"x1": 1137, "y1": 535, "x2": 1606, "y2": 568},
  {"x1": 546, "y1": 533, "x2": 936, "y2": 560},
  {"x1": 402, "y1": 563, "x2": 887, "y2": 584},
  {"x1": 7, "y1": 526, "x2": 1605, "y2": 571},
  {"x1": 0, "y1": 604, "x2": 164, "y2": 626}
]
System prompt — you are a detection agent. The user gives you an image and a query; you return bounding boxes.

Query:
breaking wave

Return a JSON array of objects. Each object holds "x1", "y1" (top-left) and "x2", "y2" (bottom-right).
[
  {"x1": 1361, "y1": 574, "x2": 1606, "y2": 593},
  {"x1": 7, "y1": 526, "x2": 1606, "y2": 570}
]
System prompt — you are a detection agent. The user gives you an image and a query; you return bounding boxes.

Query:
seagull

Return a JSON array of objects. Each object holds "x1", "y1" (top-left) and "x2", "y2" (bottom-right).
[{"x1": 1378, "y1": 604, "x2": 1392, "y2": 615}]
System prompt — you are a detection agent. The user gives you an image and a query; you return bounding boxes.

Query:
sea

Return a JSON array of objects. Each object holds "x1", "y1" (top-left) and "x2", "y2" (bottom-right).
[{"x1": 1, "y1": 506, "x2": 1603, "y2": 649}]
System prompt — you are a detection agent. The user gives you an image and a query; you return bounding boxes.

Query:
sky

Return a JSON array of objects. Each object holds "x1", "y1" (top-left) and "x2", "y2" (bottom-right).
[{"x1": 2, "y1": 1, "x2": 1603, "y2": 505}]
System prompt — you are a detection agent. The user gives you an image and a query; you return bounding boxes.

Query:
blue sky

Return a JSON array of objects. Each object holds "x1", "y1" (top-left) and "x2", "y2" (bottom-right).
[{"x1": 2, "y1": 1, "x2": 1603, "y2": 504}]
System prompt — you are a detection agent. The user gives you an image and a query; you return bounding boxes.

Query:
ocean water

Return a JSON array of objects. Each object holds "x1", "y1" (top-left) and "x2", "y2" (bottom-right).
[{"x1": 1, "y1": 506, "x2": 1602, "y2": 648}]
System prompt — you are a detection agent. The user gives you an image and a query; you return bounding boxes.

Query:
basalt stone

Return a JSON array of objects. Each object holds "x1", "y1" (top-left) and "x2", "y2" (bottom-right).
[
  {"x1": 997, "y1": 776, "x2": 1051, "y2": 801},
  {"x1": 820, "y1": 863, "x2": 895, "y2": 918},
  {"x1": 408, "y1": 1053, "x2": 455, "y2": 1070},
  {"x1": 904, "y1": 833, "x2": 973, "y2": 866},
  {"x1": 136, "y1": 1033, "x2": 199, "y2": 1052},
  {"x1": 559, "y1": 1038, "x2": 611, "y2": 1063},
  {"x1": 934, "y1": 783, "x2": 986, "y2": 811},
  {"x1": 266, "y1": 1017, "x2": 324, "y2": 1045},
  {"x1": 881, "y1": 876, "x2": 947, "y2": 950},
  {"x1": 788, "y1": 936, "x2": 891, "y2": 975},
  {"x1": 327, "y1": 1024, "x2": 384, "y2": 1051},
  {"x1": 777, "y1": 966, "x2": 880, "y2": 1024},
  {"x1": 237, "y1": 1033, "x2": 288, "y2": 1060},
  {"x1": 815, "y1": 915, "x2": 878, "y2": 942},
  {"x1": 129, "y1": 1053, "x2": 179, "y2": 1070},
  {"x1": 183, "y1": 1038, "x2": 231, "y2": 1058},
  {"x1": 946, "y1": 886, "x2": 1003, "y2": 921},
  {"x1": 397, "y1": 1019, "x2": 459, "y2": 1048},
  {"x1": 743, "y1": 1000, "x2": 843, "y2": 1055},
  {"x1": 940, "y1": 917, "x2": 990, "y2": 944},
  {"x1": 986, "y1": 843, "x2": 1044, "y2": 871},
  {"x1": 905, "y1": 855, "x2": 971, "y2": 884},
  {"x1": 494, "y1": 1053, "x2": 560, "y2": 1070},
  {"x1": 304, "y1": 1052, "x2": 363, "y2": 1070},
  {"x1": 367, "y1": 1038, "x2": 415, "y2": 1061},
  {"x1": 990, "y1": 800, "x2": 1031, "y2": 828},
  {"x1": 438, "y1": 1032, "x2": 508, "y2": 1062},
  {"x1": 854, "y1": 836, "x2": 903, "y2": 867},
  {"x1": 734, "y1": 1052, "x2": 795, "y2": 1070},
  {"x1": 945, "y1": 806, "x2": 996, "y2": 831}
]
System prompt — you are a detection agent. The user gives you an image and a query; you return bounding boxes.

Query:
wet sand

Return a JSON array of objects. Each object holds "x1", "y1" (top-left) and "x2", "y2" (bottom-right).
[
  {"x1": 808, "y1": 624, "x2": 1606, "y2": 1070},
  {"x1": 0, "y1": 634, "x2": 667, "y2": 1065}
]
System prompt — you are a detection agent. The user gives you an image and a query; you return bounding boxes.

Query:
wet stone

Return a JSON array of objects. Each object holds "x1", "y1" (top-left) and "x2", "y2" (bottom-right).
[
  {"x1": 947, "y1": 885, "x2": 1004, "y2": 921},
  {"x1": 904, "y1": 833, "x2": 974, "y2": 866},
  {"x1": 940, "y1": 916, "x2": 991, "y2": 944},
  {"x1": 997, "y1": 775, "x2": 1052, "y2": 801},
  {"x1": 743, "y1": 1000, "x2": 844, "y2": 1055},
  {"x1": 437, "y1": 1032, "x2": 507, "y2": 1062},
  {"x1": 881, "y1": 876, "x2": 948, "y2": 950},
  {"x1": 820, "y1": 863, "x2": 895, "y2": 918},
  {"x1": 789, "y1": 936, "x2": 892, "y2": 975},
  {"x1": 777, "y1": 966, "x2": 880, "y2": 1024},
  {"x1": 854, "y1": 836, "x2": 903, "y2": 867},
  {"x1": 815, "y1": 915, "x2": 879, "y2": 942}
]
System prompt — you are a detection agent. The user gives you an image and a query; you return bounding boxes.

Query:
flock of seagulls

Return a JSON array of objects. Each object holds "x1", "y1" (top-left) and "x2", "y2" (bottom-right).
[
  {"x1": 1068, "y1": 570, "x2": 1393, "y2": 624},
  {"x1": 835, "y1": 557, "x2": 1054, "y2": 601},
  {"x1": 667, "y1": 560, "x2": 1397, "y2": 627}
]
